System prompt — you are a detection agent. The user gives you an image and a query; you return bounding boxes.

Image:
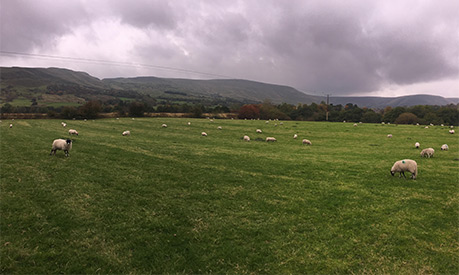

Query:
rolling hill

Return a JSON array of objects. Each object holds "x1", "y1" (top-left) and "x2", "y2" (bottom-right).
[{"x1": 1, "y1": 66, "x2": 457, "y2": 108}]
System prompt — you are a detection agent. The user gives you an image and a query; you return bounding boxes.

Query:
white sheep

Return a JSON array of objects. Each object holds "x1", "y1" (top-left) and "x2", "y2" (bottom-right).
[
  {"x1": 387, "y1": 134, "x2": 392, "y2": 138},
  {"x1": 381, "y1": 122, "x2": 385, "y2": 125},
  {"x1": 201, "y1": 132, "x2": 207, "y2": 137},
  {"x1": 68, "y1": 129, "x2": 79, "y2": 135},
  {"x1": 9, "y1": 124, "x2": 13, "y2": 128},
  {"x1": 441, "y1": 144, "x2": 448, "y2": 151},
  {"x1": 243, "y1": 135, "x2": 250, "y2": 142},
  {"x1": 61, "y1": 122, "x2": 67, "y2": 127},
  {"x1": 187, "y1": 122, "x2": 191, "y2": 125},
  {"x1": 425, "y1": 126, "x2": 429, "y2": 129},
  {"x1": 420, "y1": 148, "x2": 435, "y2": 158},
  {"x1": 122, "y1": 130, "x2": 131, "y2": 136},
  {"x1": 50, "y1": 139, "x2": 72, "y2": 157},
  {"x1": 162, "y1": 124, "x2": 167, "y2": 128},
  {"x1": 415, "y1": 142, "x2": 420, "y2": 148},
  {"x1": 266, "y1": 137, "x2": 277, "y2": 142},
  {"x1": 302, "y1": 139, "x2": 312, "y2": 145},
  {"x1": 256, "y1": 129, "x2": 262, "y2": 133},
  {"x1": 217, "y1": 126, "x2": 222, "y2": 130},
  {"x1": 391, "y1": 159, "x2": 417, "y2": 179},
  {"x1": 353, "y1": 123, "x2": 357, "y2": 127},
  {"x1": 449, "y1": 130, "x2": 455, "y2": 134},
  {"x1": 293, "y1": 134, "x2": 298, "y2": 139}
]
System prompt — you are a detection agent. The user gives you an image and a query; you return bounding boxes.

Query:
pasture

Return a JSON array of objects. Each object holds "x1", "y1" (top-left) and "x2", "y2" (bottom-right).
[{"x1": 1, "y1": 118, "x2": 458, "y2": 273}]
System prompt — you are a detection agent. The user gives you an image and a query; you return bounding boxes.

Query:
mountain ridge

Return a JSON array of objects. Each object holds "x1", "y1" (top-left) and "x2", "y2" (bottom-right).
[{"x1": 1, "y1": 66, "x2": 457, "y2": 108}]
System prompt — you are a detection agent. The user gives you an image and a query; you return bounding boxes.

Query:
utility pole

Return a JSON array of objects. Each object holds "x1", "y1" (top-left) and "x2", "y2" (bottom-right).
[{"x1": 326, "y1": 94, "x2": 329, "y2": 121}]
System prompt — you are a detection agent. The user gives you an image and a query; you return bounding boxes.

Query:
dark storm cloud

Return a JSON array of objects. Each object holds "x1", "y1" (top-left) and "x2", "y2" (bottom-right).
[{"x1": 1, "y1": 0, "x2": 458, "y2": 96}]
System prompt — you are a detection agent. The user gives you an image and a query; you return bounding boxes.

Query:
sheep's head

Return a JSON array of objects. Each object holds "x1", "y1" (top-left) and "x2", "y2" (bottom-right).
[
  {"x1": 66, "y1": 139, "x2": 72, "y2": 145},
  {"x1": 390, "y1": 170, "x2": 395, "y2": 176}
]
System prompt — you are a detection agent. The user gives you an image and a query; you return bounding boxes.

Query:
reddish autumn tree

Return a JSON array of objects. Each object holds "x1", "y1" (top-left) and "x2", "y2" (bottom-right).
[{"x1": 238, "y1": 104, "x2": 260, "y2": 119}]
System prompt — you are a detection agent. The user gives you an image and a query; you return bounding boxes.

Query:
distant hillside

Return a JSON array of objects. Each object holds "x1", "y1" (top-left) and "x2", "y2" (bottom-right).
[
  {"x1": 1, "y1": 66, "x2": 457, "y2": 108},
  {"x1": 330, "y1": 95, "x2": 459, "y2": 109}
]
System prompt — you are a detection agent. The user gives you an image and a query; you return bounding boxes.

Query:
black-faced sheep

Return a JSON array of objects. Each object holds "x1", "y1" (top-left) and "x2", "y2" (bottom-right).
[
  {"x1": 391, "y1": 159, "x2": 417, "y2": 179},
  {"x1": 50, "y1": 139, "x2": 72, "y2": 157},
  {"x1": 420, "y1": 148, "x2": 435, "y2": 158},
  {"x1": 122, "y1": 130, "x2": 131, "y2": 136},
  {"x1": 441, "y1": 144, "x2": 448, "y2": 151},
  {"x1": 415, "y1": 142, "x2": 420, "y2": 148},
  {"x1": 68, "y1": 129, "x2": 78, "y2": 135}
]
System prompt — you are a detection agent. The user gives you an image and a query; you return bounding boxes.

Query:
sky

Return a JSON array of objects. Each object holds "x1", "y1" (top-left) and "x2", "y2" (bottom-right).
[{"x1": 1, "y1": 0, "x2": 458, "y2": 98}]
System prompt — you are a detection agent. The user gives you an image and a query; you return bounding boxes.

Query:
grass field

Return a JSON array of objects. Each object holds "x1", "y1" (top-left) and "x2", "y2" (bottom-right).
[{"x1": 1, "y1": 118, "x2": 458, "y2": 273}]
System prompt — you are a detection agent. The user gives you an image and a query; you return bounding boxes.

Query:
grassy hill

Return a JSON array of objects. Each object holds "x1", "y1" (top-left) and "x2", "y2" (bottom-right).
[{"x1": 1, "y1": 66, "x2": 457, "y2": 108}]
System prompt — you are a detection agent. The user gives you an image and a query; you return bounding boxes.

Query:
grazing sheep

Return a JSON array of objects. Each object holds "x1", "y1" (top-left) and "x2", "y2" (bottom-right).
[
  {"x1": 353, "y1": 123, "x2": 357, "y2": 127},
  {"x1": 302, "y1": 139, "x2": 312, "y2": 145},
  {"x1": 381, "y1": 122, "x2": 385, "y2": 125},
  {"x1": 256, "y1": 129, "x2": 262, "y2": 133},
  {"x1": 266, "y1": 137, "x2": 277, "y2": 142},
  {"x1": 420, "y1": 148, "x2": 435, "y2": 158},
  {"x1": 265, "y1": 121, "x2": 269, "y2": 124},
  {"x1": 293, "y1": 134, "x2": 298, "y2": 139},
  {"x1": 391, "y1": 159, "x2": 417, "y2": 179},
  {"x1": 343, "y1": 120, "x2": 346, "y2": 123},
  {"x1": 61, "y1": 122, "x2": 67, "y2": 127},
  {"x1": 201, "y1": 132, "x2": 207, "y2": 137},
  {"x1": 50, "y1": 139, "x2": 72, "y2": 157},
  {"x1": 416, "y1": 123, "x2": 420, "y2": 126},
  {"x1": 122, "y1": 130, "x2": 131, "y2": 136},
  {"x1": 441, "y1": 144, "x2": 448, "y2": 151},
  {"x1": 217, "y1": 126, "x2": 222, "y2": 130},
  {"x1": 449, "y1": 130, "x2": 455, "y2": 134},
  {"x1": 425, "y1": 126, "x2": 429, "y2": 129},
  {"x1": 162, "y1": 124, "x2": 167, "y2": 128},
  {"x1": 387, "y1": 134, "x2": 392, "y2": 138},
  {"x1": 415, "y1": 142, "x2": 420, "y2": 148},
  {"x1": 187, "y1": 122, "x2": 191, "y2": 125},
  {"x1": 68, "y1": 129, "x2": 78, "y2": 135},
  {"x1": 9, "y1": 124, "x2": 13, "y2": 128},
  {"x1": 441, "y1": 124, "x2": 444, "y2": 127},
  {"x1": 243, "y1": 135, "x2": 250, "y2": 142}
]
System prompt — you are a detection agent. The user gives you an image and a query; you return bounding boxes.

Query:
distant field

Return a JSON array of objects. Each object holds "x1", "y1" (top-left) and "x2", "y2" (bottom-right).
[{"x1": 1, "y1": 118, "x2": 457, "y2": 273}]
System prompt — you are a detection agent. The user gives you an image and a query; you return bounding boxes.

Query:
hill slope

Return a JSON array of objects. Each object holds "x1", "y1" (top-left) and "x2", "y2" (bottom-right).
[{"x1": 1, "y1": 66, "x2": 457, "y2": 108}]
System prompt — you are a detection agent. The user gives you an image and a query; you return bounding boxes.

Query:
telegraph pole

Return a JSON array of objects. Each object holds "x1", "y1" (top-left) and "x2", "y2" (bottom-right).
[{"x1": 326, "y1": 94, "x2": 329, "y2": 121}]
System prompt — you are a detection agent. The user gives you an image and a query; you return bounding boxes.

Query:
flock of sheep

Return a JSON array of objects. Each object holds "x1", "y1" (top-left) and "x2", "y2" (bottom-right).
[
  {"x1": 5, "y1": 117, "x2": 451, "y2": 181},
  {"x1": 390, "y1": 128, "x2": 452, "y2": 180}
]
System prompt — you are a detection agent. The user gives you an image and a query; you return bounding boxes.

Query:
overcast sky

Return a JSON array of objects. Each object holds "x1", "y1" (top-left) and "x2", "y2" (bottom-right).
[{"x1": 1, "y1": 0, "x2": 458, "y2": 97}]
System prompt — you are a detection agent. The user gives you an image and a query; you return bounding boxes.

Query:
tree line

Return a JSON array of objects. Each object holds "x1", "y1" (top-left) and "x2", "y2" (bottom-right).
[{"x1": 1, "y1": 99, "x2": 458, "y2": 125}]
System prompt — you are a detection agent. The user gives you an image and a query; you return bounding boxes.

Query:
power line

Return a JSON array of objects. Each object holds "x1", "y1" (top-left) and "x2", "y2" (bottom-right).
[{"x1": 0, "y1": 50, "x2": 233, "y2": 79}]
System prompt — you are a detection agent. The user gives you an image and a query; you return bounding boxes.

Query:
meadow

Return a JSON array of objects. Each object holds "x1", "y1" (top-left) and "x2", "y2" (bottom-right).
[{"x1": 0, "y1": 118, "x2": 457, "y2": 273}]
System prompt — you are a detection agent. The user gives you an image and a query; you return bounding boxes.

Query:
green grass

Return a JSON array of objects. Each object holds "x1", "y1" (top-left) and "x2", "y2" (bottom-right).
[
  {"x1": 44, "y1": 102, "x2": 82, "y2": 108},
  {"x1": 1, "y1": 119, "x2": 458, "y2": 273},
  {"x1": 1, "y1": 98, "x2": 32, "y2": 107}
]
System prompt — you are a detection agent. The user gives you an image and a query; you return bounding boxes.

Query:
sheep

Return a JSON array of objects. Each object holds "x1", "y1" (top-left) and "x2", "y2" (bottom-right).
[
  {"x1": 201, "y1": 132, "x2": 207, "y2": 137},
  {"x1": 381, "y1": 122, "x2": 385, "y2": 125},
  {"x1": 387, "y1": 134, "x2": 392, "y2": 138},
  {"x1": 415, "y1": 142, "x2": 420, "y2": 148},
  {"x1": 441, "y1": 124, "x2": 444, "y2": 127},
  {"x1": 243, "y1": 135, "x2": 250, "y2": 142},
  {"x1": 449, "y1": 130, "x2": 455, "y2": 134},
  {"x1": 425, "y1": 126, "x2": 429, "y2": 129},
  {"x1": 302, "y1": 139, "x2": 312, "y2": 145},
  {"x1": 391, "y1": 159, "x2": 417, "y2": 179},
  {"x1": 187, "y1": 122, "x2": 191, "y2": 125},
  {"x1": 293, "y1": 134, "x2": 298, "y2": 139},
  {"x1": 50, "y1": 139, "x2": 72, "y2": 157},
  {"x1": 9, "y1": 124, "x2": 13, "y2": 128},
  {"x1": 266, "y1": 137, "x2": 277, "y2": 142},
  {"x1": 353, "y1": 123, "x2": 357, "y2": 127},
  {"x1": 68, "y1": 129, "x2": 78, "y2": 135},
  {"x1": 61, "y1": 122, "x2": 67, "y2": 127},
  {"x1": 420, "y1": 148, "x2": 435, "y2": 158},
  {"x1": 122, "y1": 130, "x2": 131, "y2": 136},
  {"x1": 256, "y1": 129, "x2": 262, "y2": 133},
  {"x1": 441, "y1": 144, "x2": 448, "y2": 151},
  {"x1": 217, "y1": 126, "x2": 222, "y2": 130},
  {"x1": 162, "y1": 124, "x2": 167, "y2": 128}
]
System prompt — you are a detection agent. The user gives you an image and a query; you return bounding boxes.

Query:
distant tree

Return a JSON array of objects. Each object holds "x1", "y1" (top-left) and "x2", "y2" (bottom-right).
[
  {"x1": 191, "y1": 105, "x2": 204, "y2": 118},
  {"x1": 394, "y1": 112, "x2": 419, "y2": 124},
  {"x1": 361, "y1": 110, "x2": 382, "y2": 123},
  {"x1": 129, "y1": 101, "x2": 146, "y2": 117},
  {"x1": 1, "y1": 103, "x2": 13, "y2": 113},
  {"x1": 238, "y1": 104, "x2": 260, "y2": 119},
  {"x1": 79, "y1": 100, "x2": 102, "y2": 119},
  {"x1": 61, "y1": 106, "x2": 78, "y2": 119}
]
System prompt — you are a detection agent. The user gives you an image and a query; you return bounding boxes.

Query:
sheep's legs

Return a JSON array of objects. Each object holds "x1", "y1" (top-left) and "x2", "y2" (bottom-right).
[
  {"x1": 50, "y1": 149, "x2": 55, "y2": 155},
  {"x1": 400, "y1": 172, "x2": 406, "y2": 178},
  {"x1": 64, "y1": 150, "x2": 69, "y2": 157}
]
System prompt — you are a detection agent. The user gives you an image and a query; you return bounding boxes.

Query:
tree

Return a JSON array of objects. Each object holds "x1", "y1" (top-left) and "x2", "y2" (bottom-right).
[
  {"x1": 238, "y1": 104, "x2": 260, "y2": 119},
  {"x1": 394, "y1": 112, "x2": 419, "y2": 124},
  {"x1": 79, "y1": 100, "x2": 102, "y2": 119},
  {"x1": 129, "y1": 101, "x2": 145, "y2": 117}
]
